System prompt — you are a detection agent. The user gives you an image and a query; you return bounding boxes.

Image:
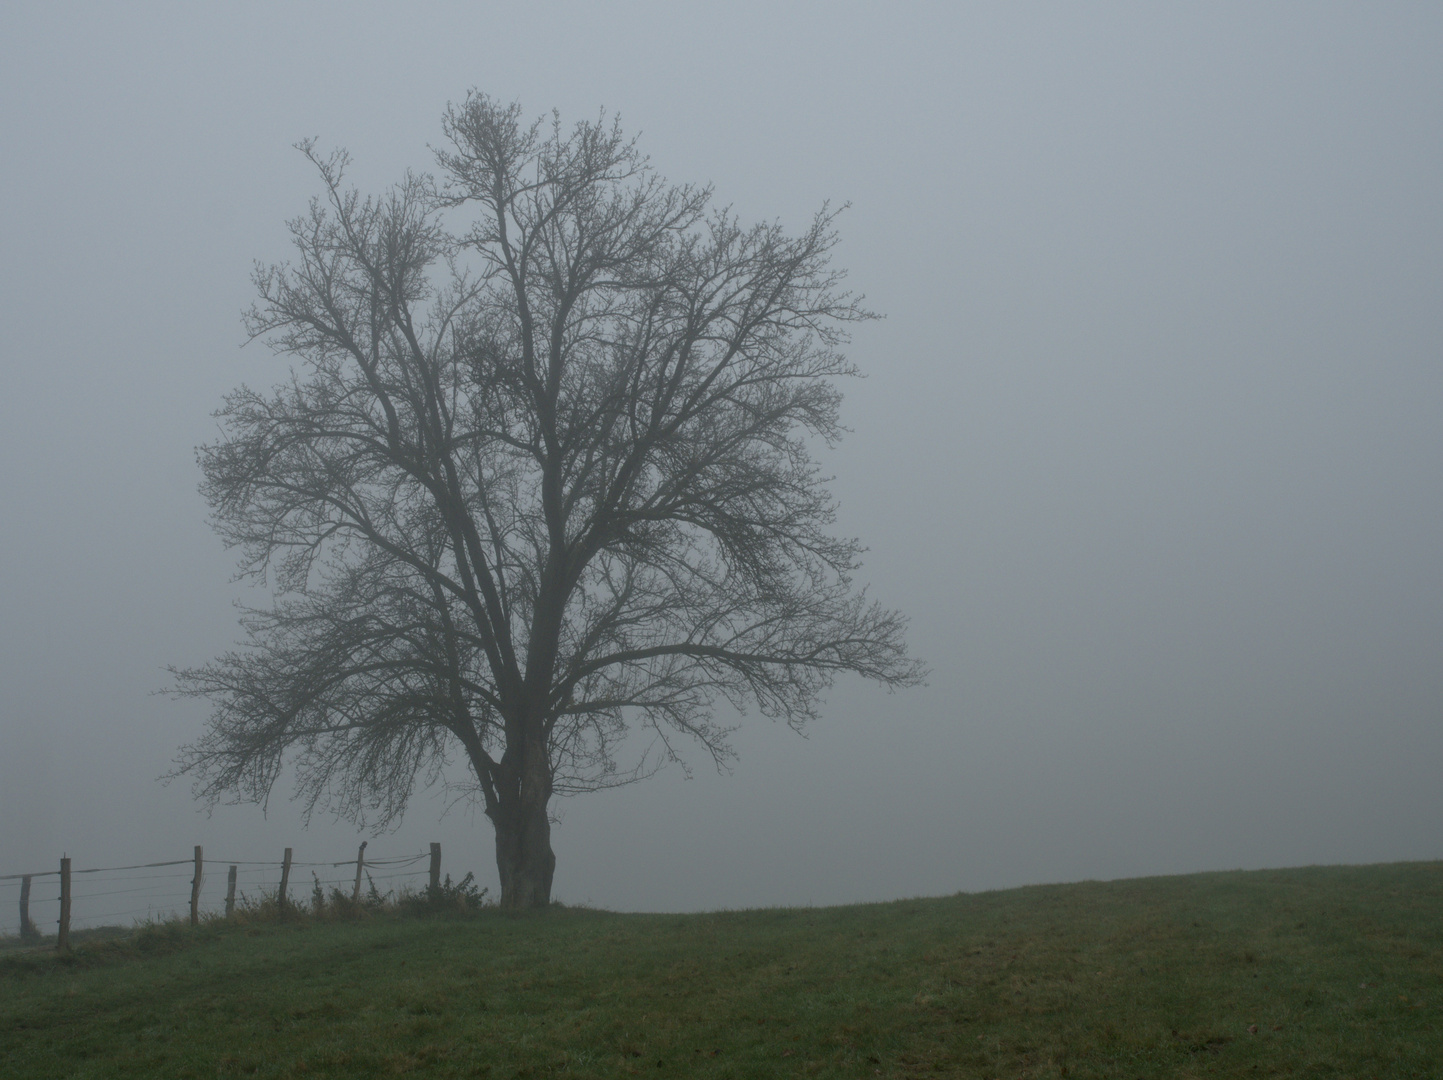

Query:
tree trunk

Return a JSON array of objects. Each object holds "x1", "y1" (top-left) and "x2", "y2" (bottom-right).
[
  {"x1": 492, "y1": 795, "x2": 555, "y2": 908},
  {"x1": 491, "y1": 740, "x2": 555, "y2": 909}
]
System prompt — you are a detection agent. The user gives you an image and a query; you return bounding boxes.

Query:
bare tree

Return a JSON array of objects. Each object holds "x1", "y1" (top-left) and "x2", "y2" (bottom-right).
[{"x1": 172, "y1": 94, "x2": 924, "y2": 908}]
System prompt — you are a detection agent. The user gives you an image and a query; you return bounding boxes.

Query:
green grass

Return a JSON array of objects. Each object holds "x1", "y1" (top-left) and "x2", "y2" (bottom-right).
[{"x1": 2, "y1": 862, "x2": 1440, "y2": 1078}]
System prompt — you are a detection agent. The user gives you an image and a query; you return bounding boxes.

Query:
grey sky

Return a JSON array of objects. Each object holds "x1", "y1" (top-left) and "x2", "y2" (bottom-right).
[{"x1": 2, "y1": 2, "x2": 1440, "y2": 914}]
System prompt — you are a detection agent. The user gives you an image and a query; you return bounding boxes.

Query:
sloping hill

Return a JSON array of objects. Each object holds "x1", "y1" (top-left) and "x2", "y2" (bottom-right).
[{"x1": 3, "y1": 862, "x2": 1440, "y2": 1077}]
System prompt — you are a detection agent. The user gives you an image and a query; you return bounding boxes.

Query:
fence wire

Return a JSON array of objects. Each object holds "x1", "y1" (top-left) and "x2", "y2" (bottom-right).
[{"x1": 3, "y1": 849, "x2": 445, "y2": 936}]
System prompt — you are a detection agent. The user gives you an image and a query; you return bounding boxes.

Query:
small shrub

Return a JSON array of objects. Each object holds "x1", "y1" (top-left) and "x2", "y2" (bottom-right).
[
  {"x1": 430, "y1": 873, "x2": 491, "y2": 912},
  {"x1": 229, "y1": 890, "x2": 289, "y2": 924},
  {"x1": 366, "y1": 873, "x2": 388, "y2": 910},
  {"x1": 388, "y1": 872, "x2": 490, "y2": 916},
  {"x1": 324, "y1": 886, "x2": 368, "y2": 920}
]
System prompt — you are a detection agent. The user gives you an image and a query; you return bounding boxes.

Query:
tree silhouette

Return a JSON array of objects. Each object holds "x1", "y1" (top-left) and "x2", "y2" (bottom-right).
[{"x1": 172, "y1": 94, "x2": 923, "y2": 907}]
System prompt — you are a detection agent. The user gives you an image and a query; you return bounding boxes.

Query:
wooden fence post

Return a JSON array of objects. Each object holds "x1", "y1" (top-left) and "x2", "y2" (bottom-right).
[
  {"x1": 429, "y1": 843, "x2": 441, "y2": 894},
  {"x1": 190, "y1": 846, "x2": 203, "y2": 927},
  {"x1": 19, "y1": 875, "x2": 36, "y2": 940},
  {"x1": 352, "y1": 841, "x2": 367, "y2": 903},
  {"x1": 278, "y1": 847, "x2": 292, "y2": 911},
  {"x1": 57, "y1": 857, "x2": 71, "y2": 951},
  {"x1": 225, "y1": 865, "x2": 237, "y2": 917}
]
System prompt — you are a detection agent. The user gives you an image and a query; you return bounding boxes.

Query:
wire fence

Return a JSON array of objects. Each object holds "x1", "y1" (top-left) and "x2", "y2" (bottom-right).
[{"x1": 1, "y1": 844, "x2": 445, "y2": 943}]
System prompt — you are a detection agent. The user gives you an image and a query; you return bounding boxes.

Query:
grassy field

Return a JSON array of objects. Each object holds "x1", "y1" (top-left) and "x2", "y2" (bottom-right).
[{"x1": 1, "y1": 862, "x2": 1439, "y2": 1078}]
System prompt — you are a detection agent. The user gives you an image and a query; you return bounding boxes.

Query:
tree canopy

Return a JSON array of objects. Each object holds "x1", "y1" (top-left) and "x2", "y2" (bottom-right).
[{"x1": 173, "y1": 94, "x2": 924, "y2": 907}]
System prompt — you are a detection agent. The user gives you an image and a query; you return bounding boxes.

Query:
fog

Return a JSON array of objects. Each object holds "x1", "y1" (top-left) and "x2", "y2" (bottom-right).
[{"x1": 2, "y1": 3, "x2": 1440, "y2": 916}]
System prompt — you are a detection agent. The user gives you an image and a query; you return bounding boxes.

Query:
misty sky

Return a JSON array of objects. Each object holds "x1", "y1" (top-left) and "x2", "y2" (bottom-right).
[{"x1": 2, "y1": 2, "x2": 1440, "y2": 919}]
